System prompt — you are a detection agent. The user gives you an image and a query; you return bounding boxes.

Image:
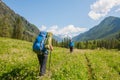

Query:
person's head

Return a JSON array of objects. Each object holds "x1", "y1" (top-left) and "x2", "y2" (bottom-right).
[{"x1": 70, "y1": 39, "x2": 72, "y2": 42}]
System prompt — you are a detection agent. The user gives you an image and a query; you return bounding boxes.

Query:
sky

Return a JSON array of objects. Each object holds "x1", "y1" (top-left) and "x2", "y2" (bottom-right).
[{"x1": 2, "y1": 0, "x2": 120, "y2": 38}]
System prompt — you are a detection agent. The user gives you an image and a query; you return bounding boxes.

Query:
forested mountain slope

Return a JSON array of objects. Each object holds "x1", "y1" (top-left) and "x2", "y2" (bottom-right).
[{"x1": 0, "y1": 1, "x2": 39, "y2": 41}]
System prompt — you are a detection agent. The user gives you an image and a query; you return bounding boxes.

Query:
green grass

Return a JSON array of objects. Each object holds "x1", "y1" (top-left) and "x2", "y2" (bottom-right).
[
  {"x1": 0, "y1": 37, "x2": 120, "y2": 80},
  {"x1": 85, "y1": 50, "x2": 120, "y2": 80}
]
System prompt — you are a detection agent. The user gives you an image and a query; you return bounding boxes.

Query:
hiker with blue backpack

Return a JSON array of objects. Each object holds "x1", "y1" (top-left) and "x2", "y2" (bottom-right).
[
  {"x1": 33, "y1": 31, "x2": 53, "y2": 76},
  {"x1": 69, "y1": 39, "x2": 74, "y2": 53}
]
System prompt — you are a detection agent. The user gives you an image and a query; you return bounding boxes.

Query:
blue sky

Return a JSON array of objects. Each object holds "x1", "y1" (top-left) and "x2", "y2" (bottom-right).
[{"x1": 2, "y1": 0, "x2": 120, "y2": 38}]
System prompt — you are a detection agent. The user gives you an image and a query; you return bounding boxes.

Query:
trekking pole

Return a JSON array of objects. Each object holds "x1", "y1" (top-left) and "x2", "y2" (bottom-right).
[{"x1": 49, "y1": 51, "x2": 52, "y2": 71}]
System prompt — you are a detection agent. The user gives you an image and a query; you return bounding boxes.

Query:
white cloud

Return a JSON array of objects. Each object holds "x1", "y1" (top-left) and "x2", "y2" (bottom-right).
[
  {"x1": 88, "y1": 0, "x2": 120, "y2": 20},
  {"x1": 39, "y1": 25, "x2": 87, "y2": 38},
  {"x1": 39, "y1": 25, "x2": 47, "y2": 31}
]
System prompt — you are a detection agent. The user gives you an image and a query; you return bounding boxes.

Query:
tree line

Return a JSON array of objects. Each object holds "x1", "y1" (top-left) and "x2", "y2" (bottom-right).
[
  {"x1": 52, "y1": 33, "x2": 120, "y2": 50},
  {"x1": 52, "y1": 37, "x2": 71, "y2": 48}
]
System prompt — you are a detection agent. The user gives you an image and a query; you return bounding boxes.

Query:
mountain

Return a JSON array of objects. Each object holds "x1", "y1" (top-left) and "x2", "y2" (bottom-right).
[
  {"x1": 0, "y1": 1, "x2": 40, "y2": 42},
  {"x1": 73, "y1": 16, "x2": 120, "y2": 41}
]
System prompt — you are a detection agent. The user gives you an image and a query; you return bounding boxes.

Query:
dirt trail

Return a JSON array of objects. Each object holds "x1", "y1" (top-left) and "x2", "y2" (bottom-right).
[{"x1": 84, "y1": 54, "x2": 95, "y2": 80}]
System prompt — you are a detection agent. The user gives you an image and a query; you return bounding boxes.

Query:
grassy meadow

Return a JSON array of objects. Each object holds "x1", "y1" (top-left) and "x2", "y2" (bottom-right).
[{"x1": 0, "y1": 37, "x2": 120, "y2": 80}]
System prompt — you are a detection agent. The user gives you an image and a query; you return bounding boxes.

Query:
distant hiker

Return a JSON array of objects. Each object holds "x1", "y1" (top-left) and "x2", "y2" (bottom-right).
[
  {"x1": 69, "y1": 40, "x2": 74, "y2": 53},
  {"x1": 33, "y1": 31, "x2": 53, "y2": 76}
]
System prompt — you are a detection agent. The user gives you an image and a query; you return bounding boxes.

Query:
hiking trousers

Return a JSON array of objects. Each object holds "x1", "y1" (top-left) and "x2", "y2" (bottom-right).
[
  {"x1": 70, "y1": 47, "x2": 73, "y2": 53},
  {"x1": 37, "y1": 53, "x2": 48, "y2": 76}
]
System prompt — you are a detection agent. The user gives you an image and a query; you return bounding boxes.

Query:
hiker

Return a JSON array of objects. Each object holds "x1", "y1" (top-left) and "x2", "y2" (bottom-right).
[
  {"x1": 33, "y1": 31, "x2": 53, "y2": 76},
  {"x1": 69, "y1": 39, "x2": 74, "y2": 53}
]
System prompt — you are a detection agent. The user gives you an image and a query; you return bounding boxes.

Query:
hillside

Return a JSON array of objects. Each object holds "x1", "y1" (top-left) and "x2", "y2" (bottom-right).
[
  {"x1": 0, "y1": 37, "x2": 120, "y2": 80},
  {"x1": 73, "y1": 16, "x2": 120, "y2": 41},
  {"x1": 0, "y1": 1, "x2": 39, "y2": 41}
]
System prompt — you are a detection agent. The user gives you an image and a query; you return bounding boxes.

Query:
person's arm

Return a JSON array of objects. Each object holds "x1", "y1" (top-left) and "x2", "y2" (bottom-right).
[{"x1": 49, "y1": 44, "x2": 53, "y2": 51}]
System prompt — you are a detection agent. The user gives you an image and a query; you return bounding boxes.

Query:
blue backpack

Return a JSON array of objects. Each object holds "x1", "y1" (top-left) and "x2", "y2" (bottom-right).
[
  {"x1": 69, "y1": 41, "x2": 74, "y2": 47},
  {"x1": 33, "y1": 31, "x2": 47, "y2": 53}
]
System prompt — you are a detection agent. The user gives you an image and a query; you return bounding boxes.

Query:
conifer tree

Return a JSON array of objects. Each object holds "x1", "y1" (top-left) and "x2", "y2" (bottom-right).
[
  {"x1": 0, "y1": 16, "x2": 10, "y2": 37},
  {"x1": 13, "y1": 17, "x2": 23, "y2": 39}
]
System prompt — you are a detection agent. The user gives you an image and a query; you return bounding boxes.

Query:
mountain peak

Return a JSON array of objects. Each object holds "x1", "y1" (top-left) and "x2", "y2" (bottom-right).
[
  {"x1": 102, "y1": 16, "x2": 120, "y2": 24},
  {"x1": 106, "y1": 16, "x2": 116, "y2": 18}
]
